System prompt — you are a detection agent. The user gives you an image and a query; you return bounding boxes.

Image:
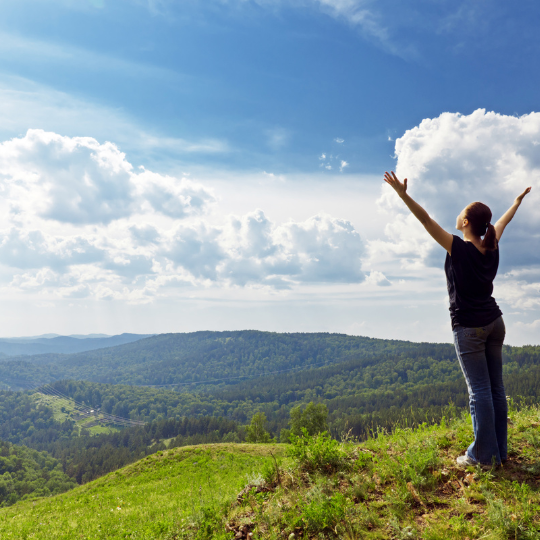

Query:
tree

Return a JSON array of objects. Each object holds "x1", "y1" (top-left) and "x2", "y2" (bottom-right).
[
  {"x1": 282, "y1": 402, "x2": 328, "y2": 442},
  {"x1": 245, "y1": 412, "x2": 271, "y2": 443}
]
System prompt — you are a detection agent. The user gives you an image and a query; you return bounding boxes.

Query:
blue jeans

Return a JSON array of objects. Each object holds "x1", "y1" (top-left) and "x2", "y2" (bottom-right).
[{"x1": 453, "y1": 316, "x2": 507, "y2": 466}]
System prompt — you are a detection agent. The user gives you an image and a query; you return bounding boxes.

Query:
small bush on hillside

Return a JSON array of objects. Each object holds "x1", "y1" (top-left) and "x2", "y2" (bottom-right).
[
  {"x1": 288, "y1": 428, "x2": 350, "y2": 475},
  {"x1": 389, "y1": 437, "x2": 441, "y2": 490},
  {"x1": 302, "y1": 488, "x2": 348, "y2": 535},
  {"x1": 182, "y1": 504, "x2": 230, "y2": 540},
  {"x1": 261, "y1": 454, "x2": 282, "y2": 485}
]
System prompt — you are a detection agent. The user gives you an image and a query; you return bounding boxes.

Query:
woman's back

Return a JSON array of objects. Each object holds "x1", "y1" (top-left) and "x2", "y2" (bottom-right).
[{"x1": 445, "y1": 235, "x2": 502, "y2": 329}]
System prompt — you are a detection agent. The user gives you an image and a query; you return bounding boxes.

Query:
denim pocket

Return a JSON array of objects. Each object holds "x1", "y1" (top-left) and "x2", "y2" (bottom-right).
[{"x1": 463, "y1": 327, "x2": 485, "y2": 338}]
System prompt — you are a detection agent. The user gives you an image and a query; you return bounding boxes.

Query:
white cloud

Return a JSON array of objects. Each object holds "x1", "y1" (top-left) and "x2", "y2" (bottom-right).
[
  {"x1": 130, "y1": 224, "x2": 161, "y2": 246},
  {"x1": 319, "y1": 144, "x2": 350, "y2": 172},
  {"x1": 0, "y1": 229, "x2": 105, "y2": 270},
  {"x1": 514, "y1": 318, "x2": 540, "y2": 330},
  {"x1": 371, "y1": 109, "x2": 540, "y2": 332},
  {"x1": 164, "y1": 224, "x2": 226, "y2": 281},
  {"x1": 365, "y1": 270, "x2": 391, "y2": 287},
  {"x1": 378, "y1": 109, "x2": 540, "y2": 269},
  {"x1": 135, "y1": 170, "x2": 216, "y2": 219},
  {"x1": 496, "y1": 272, "x2": 540, "y2": 311},
  {"x1": 334, "y1": 138, "x2": 345, "y2": 144},
  {"x1": 0, "y1": 130, "x2": 367, "y2": 302},
  {"x1": 215, "y1": 211, "x2": 365, "y2": 287},
  {"x1": 0, "y1": 129, "x2": 216, "y2": 225},
  {"x1": 277, "y1": 213, "x2": 364, "y2": 283}
]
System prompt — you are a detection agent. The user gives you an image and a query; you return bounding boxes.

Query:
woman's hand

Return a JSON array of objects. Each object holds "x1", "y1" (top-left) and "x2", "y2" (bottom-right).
[
  {"x1": 495, "y1": 187, "x2": 532, "y2": 241},
  {"x1": 384, "y1": 171, "x2": 408, "y2": 198},
  {"x1": 515, "y1": 186, "x2": 532, "y2": 204}
]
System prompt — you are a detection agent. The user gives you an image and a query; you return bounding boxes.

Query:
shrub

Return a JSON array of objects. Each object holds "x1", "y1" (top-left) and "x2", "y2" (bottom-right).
[
  {"x1": 301, "y1": 487, "x2": 348, "y2": 535},
  {"x1": 387, "y1": 437, "x2": 441, "y2": 490},
  {"x1": 288, "y1": 428, "x2": 350, "y2": 475}
]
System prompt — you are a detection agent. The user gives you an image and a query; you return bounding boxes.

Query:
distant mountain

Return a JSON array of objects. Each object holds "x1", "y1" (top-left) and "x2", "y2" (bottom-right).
[
  {"x1": 0, "y1": 334, "x2": 63, "y2": 340},
  {"x1": 0, "y1": 330, "x2": 456, "y2": 387},
  {"x1": 66, "y1": 334, "x2": 112, "y2": 339},
  {"x1": 1, "y1": 333, "x2": 113, "y2": 341},
  {"x1": 0, "y1": 333, "x2": 153, "y2": 357}
]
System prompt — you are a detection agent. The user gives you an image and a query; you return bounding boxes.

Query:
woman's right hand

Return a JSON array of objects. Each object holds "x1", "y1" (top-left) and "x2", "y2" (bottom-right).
[
  {"x1": 515, "y1": 186, "x2": 531, "y2": 204},
  {"x1": 384, "y1": 171, "x2": 408, "y2": 198}
]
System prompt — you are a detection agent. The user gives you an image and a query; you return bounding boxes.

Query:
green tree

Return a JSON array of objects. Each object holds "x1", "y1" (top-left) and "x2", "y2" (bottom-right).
[
  {"x1": 282, "y1": 402, "x2": 328, "y2": 442},
  {"x1": 245, "y1": 412, "x2": 271, "y2": 443}
]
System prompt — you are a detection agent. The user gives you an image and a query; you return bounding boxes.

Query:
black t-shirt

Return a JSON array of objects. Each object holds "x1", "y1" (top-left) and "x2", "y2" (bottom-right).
[{"x1": 445, "y1": 235, "x2": 502, "y2": 329}]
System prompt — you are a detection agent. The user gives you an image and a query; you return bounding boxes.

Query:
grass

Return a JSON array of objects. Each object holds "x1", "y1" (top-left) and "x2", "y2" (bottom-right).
[
  {"x1": 0, "y1": 443, "x2": 284, "y2": 540},
  {"x1": 34, "y1": 394, "x2": 74, "y2": 423},
  {"x1": 1, "y1": 405, "x2": 539, "y2": 539},
  {"x1": 220, "y1": 404, "x2": 540, "y2": 539}
]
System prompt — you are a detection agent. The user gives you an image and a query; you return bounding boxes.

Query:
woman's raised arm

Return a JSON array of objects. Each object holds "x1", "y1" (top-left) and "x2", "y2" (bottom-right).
[
  {"x1": 494, "y1": 187, "x2": 531, "y2": 242},
  {"x1": 384, "y1": 171, "x2": 453, "y2": 254}
]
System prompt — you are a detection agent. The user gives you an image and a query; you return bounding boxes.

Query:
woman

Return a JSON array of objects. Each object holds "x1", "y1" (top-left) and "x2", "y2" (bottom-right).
[{"x1": 383, "y1": 171, "x2": 531, "y2": 468}]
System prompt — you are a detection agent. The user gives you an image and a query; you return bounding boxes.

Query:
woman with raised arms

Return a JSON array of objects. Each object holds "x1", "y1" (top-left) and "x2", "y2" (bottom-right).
[{"x1": 384, "y1": 171, "x2": 531, "y2": 468}]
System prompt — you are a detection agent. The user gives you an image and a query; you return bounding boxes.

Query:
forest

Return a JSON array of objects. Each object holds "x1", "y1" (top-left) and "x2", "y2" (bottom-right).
[
  {"x1": 0, "y1": 440, "x2": 76, "y2": 507},
  {"x1": 1, "y1": 331, "x2": 539, "y2": 507},
  {"x1": 0, "y1": 331, "x2": 459, "y2": 388}
]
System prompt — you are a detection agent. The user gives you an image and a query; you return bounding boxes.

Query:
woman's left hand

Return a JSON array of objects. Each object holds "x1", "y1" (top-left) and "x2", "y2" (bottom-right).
[{"x1": 384, "y1": 171, "x2": 408, "y2": 198}]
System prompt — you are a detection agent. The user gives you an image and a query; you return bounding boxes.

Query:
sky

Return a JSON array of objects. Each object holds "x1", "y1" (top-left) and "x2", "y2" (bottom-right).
[{"x1": 0, "y1": 0, "x2": 539, "y2": 344}]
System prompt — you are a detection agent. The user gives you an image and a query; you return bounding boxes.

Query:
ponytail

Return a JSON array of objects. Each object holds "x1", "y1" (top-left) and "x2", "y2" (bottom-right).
[
  {"x1": 482, "y1": 223, "x2": 497, "y2": 251},
  {"x1": 465, "y1": 202, "x2": 497, "y2": 251}
]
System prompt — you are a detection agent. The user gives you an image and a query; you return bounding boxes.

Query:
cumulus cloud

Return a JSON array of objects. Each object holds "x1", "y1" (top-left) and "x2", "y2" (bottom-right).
[
  {"x1": 129, "y1": 224, "x2": 161, "y2": 246},
  {"x1": 378, "y1": 109, "x2": 540, "y2": 270},
  {"x1": 496, "y1": 272, "x2": 540, "y2": 311},
  {"x1": 279, "y1": 214, "x2": 364, "y2": 283},
  {"x1": 219, "y1": 211, "x2": 365, "y2": 287},
  {"x1": 164, "y1": 224, "x2": 226, "y2": 281},
  {"x1": 373, "y1": 109, "x2": 540, "y2": 326},
  {"x1": 0, "y1": 129, "x2": 215, "y2": 225},
  {"x1": 0, "y1": 129, "x2": 368, "y2": 301},
  {"x1": 365, "y1": 270, "x2": 391, "y2": 287},
  {"x1": 0, "y1": 229, "x2": 105, "y2": 270}
]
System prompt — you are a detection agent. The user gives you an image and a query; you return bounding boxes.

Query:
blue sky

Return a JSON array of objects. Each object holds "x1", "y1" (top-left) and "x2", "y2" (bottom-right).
[{"x1": 0, "y1": 0, "x2": 539, "y2": 344}]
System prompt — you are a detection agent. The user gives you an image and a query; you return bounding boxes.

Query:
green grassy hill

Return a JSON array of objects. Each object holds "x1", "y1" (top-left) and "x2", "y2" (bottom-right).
[
  {"x1": 1, "y1": 405, "x2": 539, "y2": 539},
  {"x1": 0, "y1": 443, "x2": 283, "y2": 540}
]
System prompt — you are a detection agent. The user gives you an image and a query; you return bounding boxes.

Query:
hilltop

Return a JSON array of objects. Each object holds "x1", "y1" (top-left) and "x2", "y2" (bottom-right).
[
  {"x1": 0, "y1": 331, "x2": 446, "y2": 388},
  {"x1": 0, "y1": 404, "x2": 539, "y2": 539},
  {"x1": 0, "y1": 333, "x2": 152, "y2": 358},
  {"x1": 0, "y1": 443, "x2": 282, "y2": 539}
]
